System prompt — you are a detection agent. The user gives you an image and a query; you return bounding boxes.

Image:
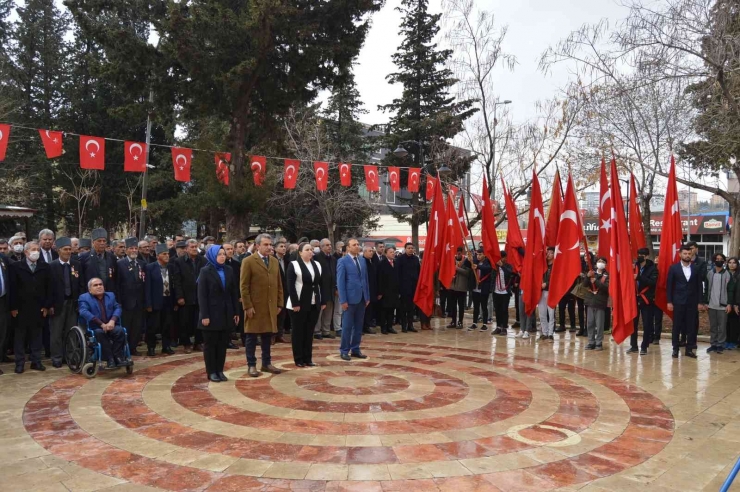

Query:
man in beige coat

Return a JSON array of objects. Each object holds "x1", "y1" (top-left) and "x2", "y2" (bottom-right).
[{"x1": 240, "y1": 234, "x2": 284, "y2": 377}]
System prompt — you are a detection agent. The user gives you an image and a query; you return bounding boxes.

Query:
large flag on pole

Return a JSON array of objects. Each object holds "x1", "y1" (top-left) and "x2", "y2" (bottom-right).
[
  {"x1": 547, "y1": 173, "x2": 583, "y2": 308},
  {"x1": 439, "y1": 191, "x2": 464, "y2": 288},
  {"x1": 609, "y1": 158, "x2": 638, "y2": 344},
  {"x1": 481, "y1": 176, "x2": 501, "y2": 266},
  {"x1": 521, "y1": 170, "x2": 547, "y2": 315},
  {"x1": 544, "y1": 169, "x2": 563, "y2": 247},
  {"x1": 629, "y1": 173, "x2": 647, "y2": 258},
  {"x1": 655, "y1": 156, "x2": 683, "y2": 318},
  {"x1": 414, "y1": 180, "x2": 447, "y2": 316},
  {"x1": 598, "y1": 158, "x2": 612, "y2": 259},
  {"x1": 502, "y1": 178, "x2": 524, "y2": 274}
]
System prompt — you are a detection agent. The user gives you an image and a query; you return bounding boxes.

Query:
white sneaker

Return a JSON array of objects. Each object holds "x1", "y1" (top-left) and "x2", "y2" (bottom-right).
[
  {"x1": 521, "y1": 331, "x2": 530, "y2": 339},
  {"x1": 516, "y1": 330, "x2": 523, "y2": 338}
]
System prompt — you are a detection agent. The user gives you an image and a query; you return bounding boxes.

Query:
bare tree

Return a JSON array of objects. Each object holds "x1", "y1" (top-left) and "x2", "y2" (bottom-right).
[
  {"x1": 59, "y1": 168, "x2": 100, "y2": 237},
  {"x1": 120, "y1": 177, "x2": 141, "y2": 237}
]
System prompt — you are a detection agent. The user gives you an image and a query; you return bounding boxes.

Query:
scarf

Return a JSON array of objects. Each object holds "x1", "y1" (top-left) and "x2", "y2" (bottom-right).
[{"x1": 205, "y1": 245, "x2": 226, "y2": 288}]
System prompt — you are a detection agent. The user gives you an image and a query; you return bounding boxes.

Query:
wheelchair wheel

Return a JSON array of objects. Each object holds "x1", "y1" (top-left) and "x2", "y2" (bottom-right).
[
  {"x1": 64, "y1": 326, "x2": 87, "y2": 374},
  {"x1": 82, "y1": 362, "x2": 98, "y2": 379}
]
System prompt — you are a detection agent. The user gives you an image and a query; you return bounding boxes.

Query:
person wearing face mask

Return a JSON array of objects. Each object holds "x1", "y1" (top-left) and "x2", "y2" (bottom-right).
[
  {"x1": 725, "y1": 257, "x2": 740, "y2": 350},
  {"x1": 9, "y1": 236, "x2": 25, "y2": 263},
  {"x1": 628, "y1": 248, "x2": 658, "y2": 355},
  {"x1": 703, "y1": 252, "x2": 730, "y2": 354},
  {"x1": 9, "y1": 241, "x2": 51, "y2": 373},
  {"x1": 666, "y1": 245, "x2": 704, "y2": 358},
  {"x1": 583, "y1": 256, "x2": 609, "y2": 351},
  {"x1": 0, "y1": 239, "x2": 10, "y2": 372},
  {"x1": 116, "y1": 237, "x2": 147, "y2": 357}
]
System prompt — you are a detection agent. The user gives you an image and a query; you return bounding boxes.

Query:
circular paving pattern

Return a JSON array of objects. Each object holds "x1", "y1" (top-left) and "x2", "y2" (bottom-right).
[{"x1": 22, "y1": 339, "x2": 675, "y2": 491}]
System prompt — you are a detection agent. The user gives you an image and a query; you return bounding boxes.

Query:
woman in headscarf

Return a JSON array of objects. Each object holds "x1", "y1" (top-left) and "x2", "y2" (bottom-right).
[
  {"x1": 198, "y1": 245, "x2": 240, "y2": 382},
  {"x1": 286, "y1": 242, "x2": 325, "y2": 367}
]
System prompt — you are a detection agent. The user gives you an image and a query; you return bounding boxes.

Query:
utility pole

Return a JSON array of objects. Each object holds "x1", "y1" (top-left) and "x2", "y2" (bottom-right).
[{"x1": 138, "y1": 89, "x2": 154, "y2": 239}]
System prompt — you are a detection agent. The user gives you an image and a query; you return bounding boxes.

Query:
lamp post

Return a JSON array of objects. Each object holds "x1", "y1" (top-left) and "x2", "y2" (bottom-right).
[{"x1": 490, "y1": 100, "x2": 512, "y2": 202}]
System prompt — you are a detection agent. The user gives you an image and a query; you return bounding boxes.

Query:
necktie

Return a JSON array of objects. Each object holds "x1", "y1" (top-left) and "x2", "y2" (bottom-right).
[
  {"x1": 162, "y1": 267, "x2": 170, "y2": 297},
  {"x1": 353, "y1": 257, "x2": 361, "y2": 276},
  {"x1": 390, "y1": 259, "x2": 394, "y2": 267},
  {"x1": 63, "y1": 263, "x2": 71, "y2": 297},
  {"x1": 263, "y1": 256, "x2": 270, "y2": 269},
  {"x1": 30, "y1": 262, "x2": 36, "y2": 273}
]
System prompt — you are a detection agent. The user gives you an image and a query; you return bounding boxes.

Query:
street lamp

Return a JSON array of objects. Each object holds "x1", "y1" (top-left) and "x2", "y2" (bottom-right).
[{"x1": 392, "y1": 146, "x2": 409, "y2": 159}]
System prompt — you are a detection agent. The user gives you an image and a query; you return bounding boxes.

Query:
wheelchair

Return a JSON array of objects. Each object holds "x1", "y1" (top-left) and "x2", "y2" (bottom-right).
[{"x1": 64, "y1": 322, "x2": 134, "y2": 378}]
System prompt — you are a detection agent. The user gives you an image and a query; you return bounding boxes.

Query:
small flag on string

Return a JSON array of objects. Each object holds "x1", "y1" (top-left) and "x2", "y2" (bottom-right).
[
  {"x1": 171, "y1": 147, "x2": 192, "y2": 182},
  {"x1": 39, "y1": 129, "x2": 63, "y2": 158}
]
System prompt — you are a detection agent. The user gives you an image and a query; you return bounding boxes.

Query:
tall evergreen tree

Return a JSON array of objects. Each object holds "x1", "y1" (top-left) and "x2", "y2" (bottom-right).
[
  {"x1": 379, "y1": 0, "x2": 476, "y2": 249},
  {"x1": 323, "y1": 66, "x2": 371, "y2": 162}
]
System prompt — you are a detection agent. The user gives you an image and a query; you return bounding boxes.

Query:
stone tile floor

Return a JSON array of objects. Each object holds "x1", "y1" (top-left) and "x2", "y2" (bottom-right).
[{"x1": 2, "y1": 321, "x2": 740, "y2": 491}]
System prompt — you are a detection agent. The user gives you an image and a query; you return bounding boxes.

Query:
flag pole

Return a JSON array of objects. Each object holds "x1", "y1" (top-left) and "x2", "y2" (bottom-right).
[{"x1": 460, "y1": 191, "x2": 477, "y2": 252}]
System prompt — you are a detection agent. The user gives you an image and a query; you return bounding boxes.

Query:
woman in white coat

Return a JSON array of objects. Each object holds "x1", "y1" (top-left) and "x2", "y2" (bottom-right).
[{"x1": 287, "y1": 242, "x2": 325, "y2": 366}]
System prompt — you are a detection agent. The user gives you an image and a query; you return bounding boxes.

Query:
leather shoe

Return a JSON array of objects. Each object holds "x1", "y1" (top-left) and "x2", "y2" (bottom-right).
[
  {"x1": 52, "y1": 361, "x2": 62, "y2": 368},
  {"x1": 147, "y1": 348, "x2": 156, "y2": 357},
  {"x1": 363, "y1": 327, "x2": 376, "y2": 334},
  {"x1": 685, "y1": 350, "x2": 697, "y2": 358},
  {"x1": 260, "y1": 364, "x2": 282, "y2": 374},
  {"x1": 324, "y1": 332, "x2": 336, "y2": 339},
  {"x1": 407, "y1": 327, "x2": 418, "y2": 333},
  {"x1": 30, "y1": 362, "x2": 46, "y2": 371},
  {"x1": 313, "y1": 333, "x2": 323, "y2": 340},
  {"x1": 306, "y1": 362, "x2": 316, "y2": 367},
  {"x1": 672, "y1": 350, "x2": 679, "y2": 358},
  {"x1": 340, "y1": 354, "x2": 351, "y2": 361},
  {"x1": 248, "y1": 366, "x2": 261, "y2": 377},
  {"x1": 218, "y1": 372, "x2": 228, "y2": 381},
  {"x1": 274, "y1": 336, "x2": 287, "y2": 344},
  {"x1": 227, "y1": 342, "x2": 238, "y2": 350},
  {"x1": 162, "y1": 347, "x2": 175, "y2": 355},
  {"x1": 193, "y1": 343, "x2": 204, "y2": 352},
  {"x1": 296, "y1": 363, "x2": 305, "y2": 367},
  {"x1": 14, "y1": 365, "x2": 23, "y2": 374},
  {"x1": 208, "y1": 373, "x2": 221, "y2": 382},
  {"x1": 388, "y1": 327, "x2": 398, "y2": 334},
  {"x1": 184, "y1": 346, "x2": 193, "y2": 354},
  {"x1": 351, "y1": 352, "x2": 368, "y2": 359}
]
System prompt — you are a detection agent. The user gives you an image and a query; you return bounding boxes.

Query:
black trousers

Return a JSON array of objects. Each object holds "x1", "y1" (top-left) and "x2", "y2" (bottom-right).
[
  {"x1": 363, "y1": 301, "x2": 375, "y2": 329},
  {"x1": 654, "y1": 305, "x2": 664, "y2": 340},
  {"x1": 439, "y1": 289, "x2": 448, "y2": 316},
  {"x1": 631, "y1": 303, "x2": 654, "y2": 350},
  {"x1": 513, "y1": 289, "x2": 520, "y2": 323},
  {"x1": 201, "y1": 329, "x2": 229, "y2": 376},
  {"x1": 178, "y1": 304, "x2": 201, "y2": 346},
  {"x1": 577, "y1": 297, "x2": 586, "y2": 331},
  {"x1": 147, "y1": 305, "x2": 173, "y2": 350},
  {"x1": 14, "y1": 308, "x2": 44, "y2": 366},
  {"x1": 672, "y1": 303, "x2": 698, "y2": 350},
  {"x1": 447, "y1": 291, "x2": 466, "y2": 324},
  {"x1": 558, "y1": 293, "x2": 576, "y2": 329},
  {"x1": 380, "y1": 306, "x2": 396, "y2": 333},
  {"x1": 93, "y1": 326, "x2": 126, "y2": 363},
  {"x1": 0, "y1": 296, "x2": 8, "y2": 361},
  {"x1": 493, "y1": 293, "x2": 510, "y2": 328},
  {"x1": 399, "y1": 295, "x2": 416, "y2": 330},
  {"x1": 727, "y1": 311, "x2": 740, "y2": 345},
  {"x1": 290, "y1": 305, "x2": 320, "y2": 364},
  {"x1": 122, "y1": 308, "x2": 144, "y2": 352},
  {"x1": 472, "y1": 291, "x2": 489, "y2": 324}
]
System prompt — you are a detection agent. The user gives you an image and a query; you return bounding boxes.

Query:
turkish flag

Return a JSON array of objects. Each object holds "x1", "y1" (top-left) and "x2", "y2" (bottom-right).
[
  {"x1": 339, "y1": 163, "x2": 352, "y2": 186},
  {"x1": 388, "y1": 166, "x2": 401, "y2": 192},
  {"x1": 597, "y1": 158, "x2": 612, "y2": 259},
  {"x1": 629, "y1": 174, "x2": 647, "y2": 258},
  {"x1": 439, "y1": 192, "x2": 461, "y2": 288},
  {"x1": 502, "y1": 178, "x2": 525, "y2": 274},
  {"x1": 0, "y1": 124, "x2": 10, "y2": 161},
  {"x1": 545, "y1": 170, "x2": 563, "y2": 247},
  {"x1": 364, "y1": 165, "x2": 379, "y2": 192},
  {"x1": 408, "y1": 167, "x2": 421, "y2": 192},
  {"x1": 547, "y1": 174, "x2": 583, "y2": 308},
  {"x1": 250, "y1": 155, "x2": 266, "y2": 186},
  {"x1": 448, "y1": 184, "x2": 460, "y2": 197},
  {"x1": 609, "y1": 158, "x2": 638, "y2": 344},
  {"x1": 481, "y1": 176, "x2": 501, "y2": 265},
  {"x1": 124, "y1": 141, "x2": 147, "y2": 172},
  {"x1": 457, "y1": 196, "x2": 469, "y2": 238},
  {"x1": 215, "y1": 152, "x2": 231, "y2": 186},
  {"x1": 655, "y1": 156, "x2": 683, "y2": 318},
  {"x1": 79, "y1": 135, "x2": 105, "y2": 170},
  {"x1": 39, "y1": 129, "x2": 63, "y2": 158},
  {"x1": 414, "y1": 178, "x2": 447, "y2": 316},
  {"x1": 171, "y1": 147, "x2": 191, "y2": 182},
  {"x1": 314, "y1": 161, "x2": 328, "y2": 191},
  {"x1": 284, "y1": 159, "x2": 299, "y2": 189},
  {"x1": 520, "y1": 170, "x2": 547, "y2": 315},
  {"x1": 425, "y1": 175, "x2": 437, "y2": 201}
]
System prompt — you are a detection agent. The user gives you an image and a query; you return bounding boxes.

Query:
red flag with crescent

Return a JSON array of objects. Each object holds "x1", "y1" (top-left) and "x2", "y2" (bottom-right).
[
  {"x1": 0, "y1": 124, "x2": 10, "y2": 161},
  {"x1": 284, "y1": 159, "x2": 299, "y2": 189},
  {"x1": 314, "y1": 161, "x2": 328, "y2": 191},
  {"x1": 425, "y1": 175, "x2": 437, "y2": 201},
  {"x1": 124, "y1": 141, "x2": 147, "y2": 172},
  {"x1": 481, "y1": 176, "x2": 501, "y2": 265},
  {"x1": 655, "y1": 156, "x2": 683, "y2": 319},
  {"x1": 388, "y1": 166, "x2": 400, "y2": 192},
  {"x1": 39, "y1": 129, "x2": 63, "y2": 158},
  {"x1": 364, "y1": 165, "x2": 379, "y2": 192},
  {"x1": 79, "y1": 135, "x2": 105, "y2": 170},
  {"x1": 215, "y1": 152, "x2": 231, "y2": 185},
  {"x1": 339, "y1": 162, "x2": 352, "y2": 187},
  {"x1": 520, "y1": 170, "x2": 547, "y2": 315},
  {"x1": 629, "y1": 173, "x2": 647, "y2": 258},
  {"x1": 598, "y1": 158, "x2": 612, "y2": 259},
  {"x1": 547, "y1": 173, "x2": 583, "y2": 308},
  {"x1": 408, "y1": 167, "x2": 421, "y2": 192},
  {"x1": 171, "y1": 147, "x2": 192, "y2": 182},
  {"x1": 250, "y1": 155, "x2": 266, "y2": 186}
]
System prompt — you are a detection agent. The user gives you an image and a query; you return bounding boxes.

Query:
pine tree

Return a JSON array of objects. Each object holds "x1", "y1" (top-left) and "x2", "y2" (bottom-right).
[
  {"x1": 323, "y1": 67, "x2": 371, "y2": 162},
  {"x1": 379, "y1": 0, "x2": 476, "y2": 249}
]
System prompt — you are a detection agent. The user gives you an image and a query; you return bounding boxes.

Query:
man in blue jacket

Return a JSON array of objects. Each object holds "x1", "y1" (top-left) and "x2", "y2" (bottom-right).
[
  {"x1": 79, "y1": 278, "x2": 129, "y2": 369},
  {"x1": 337, "y1": 238, "x2": 370, "y2": 361}
]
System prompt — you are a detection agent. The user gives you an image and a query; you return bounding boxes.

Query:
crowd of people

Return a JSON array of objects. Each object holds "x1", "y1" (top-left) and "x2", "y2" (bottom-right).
[{"x1": 0, "y1": 227, "x2": 730, "y2": 377}]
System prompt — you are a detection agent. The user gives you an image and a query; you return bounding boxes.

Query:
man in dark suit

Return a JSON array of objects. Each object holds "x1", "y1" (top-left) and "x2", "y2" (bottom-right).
[
  {"x1": 223, "y1": 241, "x2": 243, "y2": 348},
  {"x1": 116, "y1": 237, "x2": 146, "y2": 356},
  {"x1": 10, "y1": 241, "x2": 51, "y2": 373},
  {"x1": 273, "y1": 240, "x2": 290, "y2": 343},
  {"x1": 337, "y1": 238, "x2": 371, "y2": 361},
  {"x1": 48, "y1": 237, "x2": 84, "y2": 368},
  {"x1": 81, "y1": 228, "x2": 117, "y2": 293},
  {"x1": 172, "y1": 238, "x2": 205, "y2": 353},
  {"x1": 0, "y1": 248, "x2": 10, "y2": 373},
  {"x1": 377, "y1": 245, "x2": 400, "y2": 335},
  {"x1": 666, "y1": 244, "x2": 704, "y2": 358},
  {"x1": 144, "y1": 244, "x2": 175, "y2": 356},
  {"x1": 314, "y1": 239, "x2": 337, "y2": 340},
  {"x1": 38, "y1": 229, "x2": 58, "y2": 264},
  {"x1": 362, "y1": 245, "x2": 378, "y2": 335},
  {"x1": 397, "y1": 242, "x2": 421, "y2": 331}
]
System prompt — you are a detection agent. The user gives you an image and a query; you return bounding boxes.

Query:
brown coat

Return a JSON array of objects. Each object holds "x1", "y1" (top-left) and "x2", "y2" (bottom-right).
[{"x1": 240, "y1": 253, "x2": 284, "y2": 334}]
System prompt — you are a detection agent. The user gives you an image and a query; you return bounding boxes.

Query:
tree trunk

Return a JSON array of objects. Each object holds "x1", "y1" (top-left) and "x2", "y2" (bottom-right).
[
  {"x1": 730, "y1": 198, "x2": 740, "y2": 258},
  {"x1": 225, "y1": 212, "x2": 251, "y2": 241},
  {"x1": 640, "y1": 196, "x2": 654, "y2": 257},
  {"x1": 328, "y1": 223, "x2": 336, "y2": 248}
]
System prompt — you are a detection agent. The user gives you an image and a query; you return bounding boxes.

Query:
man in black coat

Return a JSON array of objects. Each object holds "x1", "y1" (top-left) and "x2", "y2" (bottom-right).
[
  {"x1": 314, "y1": 239, "x2": 337, "y2": 340},
  {"x1": 10, "y1": 242, "x2": 51, "y2": 373},
  {"x1": 116, "y1": 237, "x2": 147, "y2": 356},
  {"x1": 666, "y1": 244, "x2": 704, "y2": 358},
  {"x1": 362, "y1": 245, "x2": 377, "y2": 335},
  {"x1": 48, "y1": 237, "x2": 84, "y2": 368},
  {"x1": 81, "y1": 228, "x2": 117, "y2": 293},
  {"x1": 397, "y1": 242, "x2": 421, "y2": 332},
  {"x1": 223, "y1": 241, "x2": 243, "y2": 347},
  {"x1": 0, "y1": 248, "x2": 10, "y2": 372},
  {"x1": 172, "y1": 238, "x2": 205, "y2": 352},
  {"x1": 273, "y1": 240, "x2": 290, "y2": 343},
  {"x1": 144, "y1": 244, "x2": 176, "y2": 356},
  {"x1": 685, "y1": 240, "x2": 707, "y2": 347},
  {"x1": 377, "y1": 246, "x2": 400, "y2": 335},
  {"x1": 629, "y1": 247, "x2": 658, "y2": 355}
]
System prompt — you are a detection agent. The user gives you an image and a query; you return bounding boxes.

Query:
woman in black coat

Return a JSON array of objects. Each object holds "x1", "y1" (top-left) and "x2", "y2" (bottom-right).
[
  {"x1": 377, "y1": 246, "x2": 400, "y2": 334},
  {"x1": 198, "y1": 245, "x2": 239, "y2": 382},
  {"x1": 287, "y1": 243, "x2": 325, "y2": 367}
]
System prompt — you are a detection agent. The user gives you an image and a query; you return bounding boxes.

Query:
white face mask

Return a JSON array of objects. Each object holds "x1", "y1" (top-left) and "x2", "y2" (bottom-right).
[
  {"x1": 313, "y1": 247, "x2": 320, "y2": 255},
  {"x1": 596, "y1": 262, "x2": 606, "y2": 270},
  {"x1": 13, "y1": 244, "x2": 23, "y2": 253},
  {"x1": 29, "y1": 251, "x2": 40, "y2": 262}
]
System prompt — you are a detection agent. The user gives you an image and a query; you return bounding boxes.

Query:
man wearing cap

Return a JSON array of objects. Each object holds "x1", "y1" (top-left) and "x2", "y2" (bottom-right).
[
  {"x1": 81, "y1": 228, "x2": 117, "y2": 293},
  {"x1": 116, "y1": 238, "x2": 147, "y2": 356},
  {"x1": 170, "y1": 240, "x2": 187, "y2": 264},
  {"x1": 145, "y1": 244, "x2": 176, "y2": 356},
  {"x1": 78, "y1": 238, "x2": 92, "y2": 256},
  {"x1": 629, "y1": 247, "x2": 658, "y2": 355},
  {"x1": 48, "y1": 237, "x2": 84, "y2": 368}
]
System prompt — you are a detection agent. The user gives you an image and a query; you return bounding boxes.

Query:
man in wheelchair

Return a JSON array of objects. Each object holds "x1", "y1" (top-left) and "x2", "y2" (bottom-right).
[{"x1": 78, "y1": 278, "x2": 132, "y2": 369}]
